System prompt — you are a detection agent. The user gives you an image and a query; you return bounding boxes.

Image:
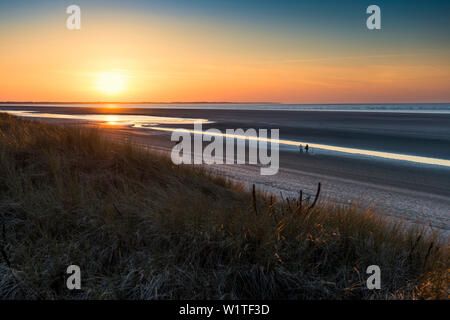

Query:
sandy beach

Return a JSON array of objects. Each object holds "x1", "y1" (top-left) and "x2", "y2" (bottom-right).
[{"x1": 2, "y1": 105, "x2": 450, "y2": 234}]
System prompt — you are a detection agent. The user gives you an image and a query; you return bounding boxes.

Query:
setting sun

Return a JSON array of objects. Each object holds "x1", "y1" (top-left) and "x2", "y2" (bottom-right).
[{"x1": 95, "y1": 71, "x2": 127, "y2": 95}]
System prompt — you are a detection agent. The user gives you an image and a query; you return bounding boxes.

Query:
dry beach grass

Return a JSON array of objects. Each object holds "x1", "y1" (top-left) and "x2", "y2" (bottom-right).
[{"x1": 0, "y1": 113, "x2": 448, "y2": 299}]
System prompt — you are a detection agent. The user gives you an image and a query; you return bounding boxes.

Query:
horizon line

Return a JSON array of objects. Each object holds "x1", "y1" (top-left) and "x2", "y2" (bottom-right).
[{"x1": 0, "y1": 101, "x2": 449, "y2": 105}]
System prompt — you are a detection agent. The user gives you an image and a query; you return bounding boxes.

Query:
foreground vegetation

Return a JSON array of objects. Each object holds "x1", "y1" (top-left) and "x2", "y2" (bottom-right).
[{"x1": 0, "y1": 113, "x2": 448, "y2": 299}]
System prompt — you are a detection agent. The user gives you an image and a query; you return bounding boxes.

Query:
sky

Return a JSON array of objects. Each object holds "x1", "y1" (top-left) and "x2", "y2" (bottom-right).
[{"x1": 0, "y1": 0, "x2": 449, "y2": 103}]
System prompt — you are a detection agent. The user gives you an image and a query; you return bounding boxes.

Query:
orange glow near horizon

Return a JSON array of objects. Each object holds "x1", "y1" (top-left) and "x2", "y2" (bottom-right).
[{"x1": 0, "y1": 10, "x2": 449, "y2": 103}]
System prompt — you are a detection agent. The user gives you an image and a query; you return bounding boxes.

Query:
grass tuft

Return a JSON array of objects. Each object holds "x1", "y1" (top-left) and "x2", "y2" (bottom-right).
[{"x1": 0, "y1": 113, "x2": 448, "y2": 299}]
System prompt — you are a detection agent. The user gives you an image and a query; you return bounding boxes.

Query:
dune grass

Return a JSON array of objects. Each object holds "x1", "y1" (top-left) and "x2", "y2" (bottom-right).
[{"x1": 0, "y1": 113, "x2": 448, "y2": 300}]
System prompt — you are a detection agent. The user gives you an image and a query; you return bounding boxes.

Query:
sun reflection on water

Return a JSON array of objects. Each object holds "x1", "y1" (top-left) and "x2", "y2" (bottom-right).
[
  {"x1": 1, "y1": 110, "x2": 211, "y2": 127},
  {"x1": 3, "y1": 110, "x2": 450, "y2": 168}
]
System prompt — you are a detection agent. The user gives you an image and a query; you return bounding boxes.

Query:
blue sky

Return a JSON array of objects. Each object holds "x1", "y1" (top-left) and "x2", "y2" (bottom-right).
[
  {"x1": 1, "y1": 0, "x2": 449, "y2": 102},
  {"x1": 2, "y1": 0, "x2": 448, "y2": 50}
]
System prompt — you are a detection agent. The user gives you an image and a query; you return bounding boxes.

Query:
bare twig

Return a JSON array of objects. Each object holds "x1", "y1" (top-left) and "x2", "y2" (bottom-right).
[
  {"x1": 286, "y1": 198, "x2": 292, "y2": 212},
  {"x1": 422, "y1": 242, "x2": 434, "y2": 270},
  {"x1": 306, "y1": 182, "x2": 321, "y2": 212},
  {"x1": 252, "y1": 184, "x2": 258, "y2": 216},
  {"x1": 298, "y1": 190, "x2": 303, "y2": 211},
  {"x1": 408, "y1": 233, "x2": 422, "y2": 259}
]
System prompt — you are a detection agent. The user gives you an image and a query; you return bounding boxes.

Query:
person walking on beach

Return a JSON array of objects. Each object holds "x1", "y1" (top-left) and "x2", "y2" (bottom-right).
[
  {"x1": 299, "y1": 144, "x2": 303, "y2": 153},
  {"x1": 305, "y1": 144, "x2": 309, "y2": 153}
]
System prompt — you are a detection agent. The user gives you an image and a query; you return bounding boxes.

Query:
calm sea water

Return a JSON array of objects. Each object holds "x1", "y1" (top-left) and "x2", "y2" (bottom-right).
[
  {"x1": 1, "y1": 103, "x2": 450, "y2": 113},
  {"x1": 1, "y1": 103, "x2": 450, "y2": 167}
]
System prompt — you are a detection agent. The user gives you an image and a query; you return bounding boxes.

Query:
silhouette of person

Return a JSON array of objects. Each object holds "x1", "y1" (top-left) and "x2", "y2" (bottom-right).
[
  {"x1": 299, "y1": 144, "x2": 303, "y2": 153},
  {"x1": 305, "y1": 144, "x2": 309, "y2": 152}
]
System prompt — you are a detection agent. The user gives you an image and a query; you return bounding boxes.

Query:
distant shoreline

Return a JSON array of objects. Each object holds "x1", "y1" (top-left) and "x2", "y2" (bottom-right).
[{"x1": 0, "y1": 101, "x2": 282, "y2": 105}]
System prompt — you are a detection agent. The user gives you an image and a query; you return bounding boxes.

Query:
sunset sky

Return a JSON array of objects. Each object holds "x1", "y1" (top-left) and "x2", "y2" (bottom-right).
[{"x1": 0, "y1": 0, "x2": 449, "y2": 103}]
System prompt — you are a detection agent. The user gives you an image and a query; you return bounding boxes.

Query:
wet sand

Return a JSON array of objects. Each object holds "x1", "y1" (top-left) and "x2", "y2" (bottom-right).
[
  {"x1": 2, "y1": 105, "x2": 450, "y2": 234},
  {"x1": 4, "y1": 105, "x2": 450, "y2": 158}
]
